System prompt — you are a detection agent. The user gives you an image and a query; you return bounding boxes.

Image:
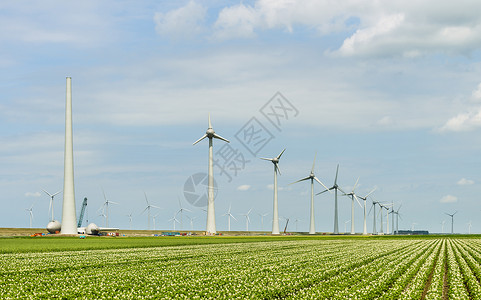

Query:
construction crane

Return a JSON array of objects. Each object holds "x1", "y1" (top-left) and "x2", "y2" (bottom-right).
[{"x1": 77, "y1": 197, "x2": 88, "y2": 228}]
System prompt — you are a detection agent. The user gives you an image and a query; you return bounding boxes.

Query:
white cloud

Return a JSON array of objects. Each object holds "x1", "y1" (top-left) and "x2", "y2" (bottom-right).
[
  {"x1": 457, "y1": 178, "x2": 474, "y2": 185},
  {"x1": 439, "y1": 108, "x2": 481, "y2": 132},
  {"x1": 214, "y1": 4, "x2": 258, "y2": 39},
  {"x1": 237, "y1": 185, "x2": 251, "y2": 191},
  {"x1": 338, "y1": 13, "x2": 405, "y2": 56},
  {"x1": 154, "y1": 1, "x2": 206, "y2": 37},
  {"x1": 472, "y1": 83, "x2": 481, "y2": 101},
  {"x1": 25, "y1": 192, "x2": 41, "y2": 197},
  {"x1": 440, "y1": 195, "x2": 458, "y2": 203}
]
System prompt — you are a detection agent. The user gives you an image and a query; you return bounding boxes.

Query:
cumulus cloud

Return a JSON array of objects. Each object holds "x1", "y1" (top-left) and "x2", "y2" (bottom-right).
[
  {"x1": 472, "y1": 83, "x2": 481, "y2": 101},
  {"x1": 210, "y1": 1, "x2": 481, "y2": 57},
  {"x1": 439, "y1": 108, "x2": 481, "y2": 132},
  {"x1": 457, "y1": 178, "x2": 474, "y2": 185},
  {"x1": 25, "y1": 192, "x2": 41, "y2": 197},
  {"x1": 154, "y1": 1, "x2": 206, "y2": 37},
  {"x1": 440, "y1": 195, "x2": 458, "y2": 203},
  {"x1": 237, "y1": 185, "x2": 251, "y2": 191}
]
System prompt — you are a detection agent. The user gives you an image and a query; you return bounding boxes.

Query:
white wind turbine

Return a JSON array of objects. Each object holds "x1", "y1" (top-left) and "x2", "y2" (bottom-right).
[
  {"x1": 260, "y1": 148, "x2": 286, "y2": 235},
  {"x1": 344, "y1": 220, "x2": 351, "y2": 234},
  {"x1": 152, "y1": 213, "x2": 160, "y2": 230},
  {"x1": 176, "y1": 197, "x2": 192, "y2": 231},
  {"x1": 187, "y1": 216, "x2": 196, "y2": 231},
  {"x1": 258, "y1": 213, "x2": 268, "y2": 231},
  {"x1": 343, "y1": 177, "x2": 362, "y2": 234},
  {"x1": 25, "y1": 204, "x2": 34, "y2": 228},
  {"x1": 126, "y1": 213, "x2": 133, "y2": 230},
  {"x1": 445, "y1": 211, "x2": 457, "y2": 234},
  {"x1": 168, "y1": 214, "x2": 180, "y2": 231},
  {"x1": 292, "y1": 154, "x2": 330, "y2": 234},
  {"x1": 222, "y1": 204, "x2": 237, "y2": 231},
  {"x1": 42, "y1": 189, "x2": 61, "y2": 222},
  {"x1": 141, "y1": 192, "x2": 160, "y2": 230},
  {"x1": 241, "y1": 208, "x2": 252, "y2": 231},
  {"x1": 467, "y1": 221, "x2": 472, "y2": 234},
  {"x1": 441, "y1": 220, "x2": 446, "y2": 234},
  {"x1": 317, "y1": 164, "x2": 344, "y2": 234},
  {"x1": 358, "y1": 187, "x2": 376, "y2": 235},
  {"x1": 294, "y1": 218, "x2": 302, "y2": 232},
  {"x1": 193, "y1": 114, "x2": 230, "y2": 234},
  {"x1": 101, "y1": 189, "x2": 118, "y2": 227}
]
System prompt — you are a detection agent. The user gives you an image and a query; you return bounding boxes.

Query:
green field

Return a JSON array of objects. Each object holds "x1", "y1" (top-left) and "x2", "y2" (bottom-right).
[{"x1": 2, "y1": 235, "x2": 481, "y2": 299}]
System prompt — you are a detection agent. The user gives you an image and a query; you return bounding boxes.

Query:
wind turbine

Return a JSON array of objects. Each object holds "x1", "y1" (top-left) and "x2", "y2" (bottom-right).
[
  {"x1": 258, "y1": 213, "x2": 268, "y2": 231},
  {"x1": 467, "y1": 221, "x2": 472, "y2": 234},
  {"x1": 193, "y1": 114, "x2": 230, "y2": 234},
  {"x1": 358, "y1": 187, "x2": 376, "y2": 235},
  {"x1": 101, "y1": 189, "x2": 118, "y2": 227},
  {"x1": 445, "y1": 211, "x2": 457, "y2": 234},
  {"x1": 186, "y1": 216, "x2": 196, "y2": 231},
  {"x1": 368, "y1": 198, "x2": 380, "y2": 234},
  {"x1": 390, "y1": 204, "x2": 401, "y2": 234},
  {"x1": 152, "y1": 213, "x2": 160, "y2": 230},
  {"x1": 344, "y1": 220, "x2": 351, "y2": 234},
  {"x1": 383, "y1": 203, "x2": 393, "y2": 234},
  {"x1": 25, "y1": 204, "x2": 34, "y2": 228},
  {"x1": 42, "y1": 189, "x2": 61, "y2": 221},
  {"x1": 176, "y1": 197, "x2": 192, "y2": 231},
  {"x1": 168, "y1": 214, "x2": 180, "y2": 231},
  {"x1": 411, "y1": 222, "x2": 417, "y2": 231},
  {"x1": 126, "y1": 213, "x2": 133, "y2": 230},
  {"x1": 141, "y1": 192, "x2": 160, "y2": 230},
  {"x1": 260, "y1": 148, "x2": 286, "y2": 235},
  {"x1": 294, "y1": 218, "x2": 301, "y2": 232},
  {"x1": 343, "y1": 177, "x2": 362, "y2": 234},
  {"x1": 222, "y1": 204, "x2": 237, "y2": 231},
  {"x1": 241, "y1": 208, "x2": 252, "y2": 231},
  {"x1": 292, "y1": 154, "x2": 330, "y2": 234},
  {"x1": 441, "y1": 220, "x2": 446, "y2": 234},
  {"x1": 317, "y1": 164, "x2": 344, "y2": 234}
]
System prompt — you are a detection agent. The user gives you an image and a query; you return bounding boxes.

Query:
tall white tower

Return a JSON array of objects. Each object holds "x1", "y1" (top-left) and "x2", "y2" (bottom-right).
[{"x1": 60, "y1": 77, "x2": 78, "y2": 234}]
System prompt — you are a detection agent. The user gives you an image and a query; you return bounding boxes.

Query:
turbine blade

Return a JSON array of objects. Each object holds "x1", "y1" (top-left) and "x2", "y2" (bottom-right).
[
  {"x1": 150, "y1": 205, "x2": 161, "y2": 209},
  {"x1": 231, "y1": 215, "x2": 237, "y2": 221},
  {"x1": 311, "y1": 153, "x2": 317, "y2": 173},
  {"x1": 193, "y1": 134, "x2": 207, "y2": 145},
  {"x1": 354, "y1": 194, "x2": 362, "y2": 208},
  {"x1": 109, "y1": 201, "x2": 119, "y2": 205},
  {"x1": 337, "y1": 186, "x2": 346, "y2": 195},
  {"x1": 290, "y1": 176, "x2": 311, "y2": 185},
  {"x1": 259, "y1": 157, "x2": 273, "y2": 161},
  {"x1": 53, "y1": 190, "x2": 62, "y2": 197},
  {"x1": 208, "y1": 113, "x2": 212, "y2": 129},
  {"x1": 365, "y1": 187, "x2": 377, "y2": 198},
  {"x1": 334, "y1": 164, "x2": 339, "y2": 185},
  {"x1": 102, "y1": 188, "x2": 107, "y2": 201},
  {"x1": 368, "y1": 204, "x2": 374, "y2": 215},
  {"x1": 316, "y1": 188, "x2": 330, "y2": 196},
  {"x1": 213, "y1": 133, "x2": 230, "y2": 143},
  {"x1": 277, "y1": 148, "x2": 286, "y2": 159},
  {"x1": 275, "y1": 164, "x2": 281, "y2": 176},
  {"x1": 144, "y1": 191, "x2": 149, "y2": 205},
  {"x1": 352, "y1": 177, "x2": 360, "y2": 192},
  {"x1": 42, "y1": 189, "x2": 52, "y2": 197},
  {"x1": 313, "y1": 176, "x2": 330, "y2": 192}
]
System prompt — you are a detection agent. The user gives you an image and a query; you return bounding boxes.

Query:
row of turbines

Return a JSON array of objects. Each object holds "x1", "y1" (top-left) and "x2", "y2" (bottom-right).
[{"x1": 193, "y1": 115, "x2": 404, "y2": 235}]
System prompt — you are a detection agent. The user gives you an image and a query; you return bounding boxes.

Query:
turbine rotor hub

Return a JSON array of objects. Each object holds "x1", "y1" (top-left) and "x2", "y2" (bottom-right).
[{"x1": 206, "y1": 128, "x2": 215, "y2": 137}]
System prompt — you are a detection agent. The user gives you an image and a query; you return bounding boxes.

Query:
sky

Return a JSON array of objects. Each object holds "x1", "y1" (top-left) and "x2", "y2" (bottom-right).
[{"x1": 2, "y1": 0, "x2": 481, "y2": 234}]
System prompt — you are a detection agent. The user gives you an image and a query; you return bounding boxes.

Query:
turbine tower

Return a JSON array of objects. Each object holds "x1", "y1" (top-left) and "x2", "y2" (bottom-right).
[
  {"x1": 292, "y1": 154, "x2": 329, "y2": 234},
  {"x1": 42, "y1": 189, "x2": 61, "y2": 221},
  {"x1": 60, "y1": 77, "x2": 77, "y2": 234},
  {"x1": 317, "y1": 164, "x2": 344, "y2": 234},
  {"x1": 193, "y1": 114, "x2": 230, "y2": 234},
  {"x1": 343, "y1": 177, "x2": 362, "y2": 234},
  {"x1": 445, "y1": 211, "x2": 457, "y2": 234},
  {"x1": 358, "y1": 187, "x2": 376, "y2": 235},
  {"x1": 260, "y1": 148, "x2": 285, "y2": 235}
]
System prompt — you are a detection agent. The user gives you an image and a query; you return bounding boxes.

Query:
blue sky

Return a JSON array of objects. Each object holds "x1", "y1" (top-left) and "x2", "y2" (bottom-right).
[{"x1": 2, "y1": 0, "x2": 481, "y2": 233}]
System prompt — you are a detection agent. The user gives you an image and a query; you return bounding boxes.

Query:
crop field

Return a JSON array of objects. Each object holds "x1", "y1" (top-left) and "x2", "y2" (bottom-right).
[{"x1": 2, "y1": 236, "x2": 481, "y2": 299}]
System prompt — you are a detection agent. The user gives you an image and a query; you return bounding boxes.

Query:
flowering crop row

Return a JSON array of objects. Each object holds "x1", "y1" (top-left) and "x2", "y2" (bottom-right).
[{"x1": 1, "y1": 237, "x2": 481, "y2": 299}]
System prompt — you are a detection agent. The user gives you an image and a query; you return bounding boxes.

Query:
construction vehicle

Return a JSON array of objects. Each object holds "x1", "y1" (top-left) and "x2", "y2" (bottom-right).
[{"x1": 77, "y1": 197, "x2": 88, "y2": 228}]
